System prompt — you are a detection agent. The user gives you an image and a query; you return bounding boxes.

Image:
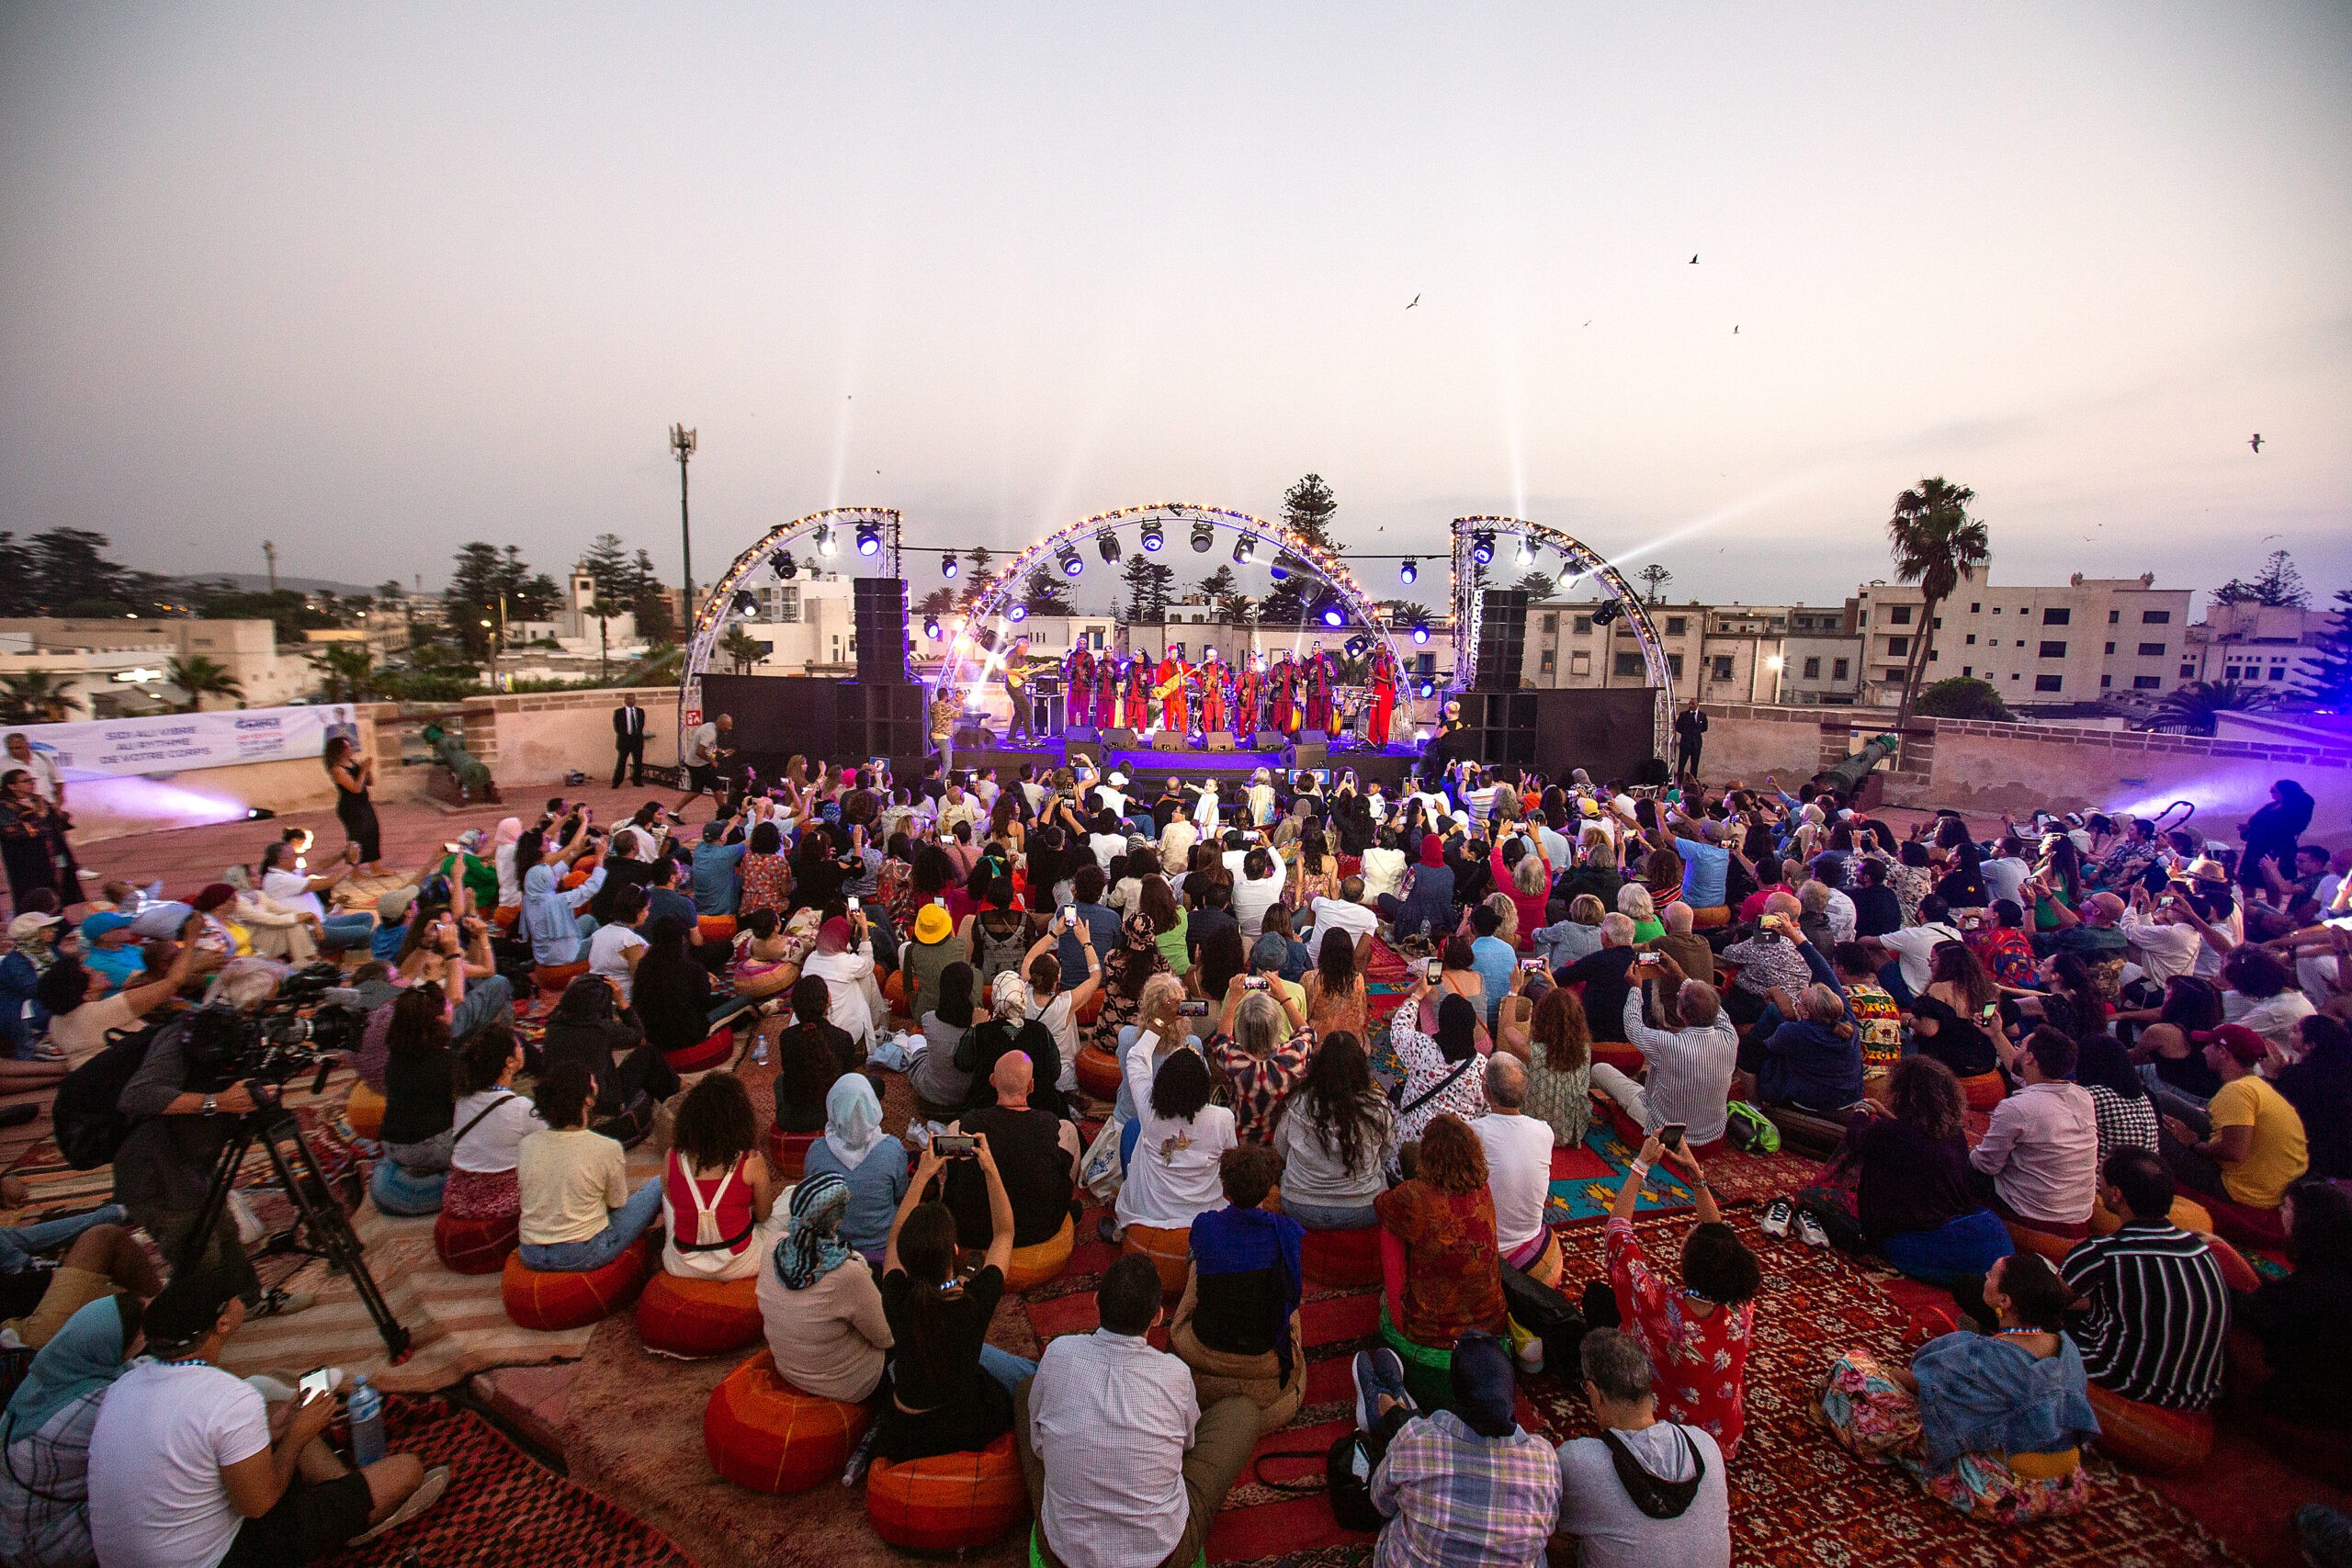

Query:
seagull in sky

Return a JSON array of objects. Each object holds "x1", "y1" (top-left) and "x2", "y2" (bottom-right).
[
  {"x1": 1733, "y1": 325, "x2": 1739, "y2": 334},
  {"x1": 1406, "y1": 294, "x2": 1419, "y2": 310},
  {"x1": 2249, "y1": 434, "x2": 2263, "y2": 453},
  {"x1": 1690, "y1": 254, "x2": 1699, "y2": 264}
]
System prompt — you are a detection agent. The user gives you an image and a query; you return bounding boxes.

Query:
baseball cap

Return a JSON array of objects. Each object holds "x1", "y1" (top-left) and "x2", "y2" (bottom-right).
[
  {"x1": 2192, "y1": 1024, "x2": 2268, "y2": 1065},
  {"x1": 79, "y1": 910, "x2": 134, "y2": 942},
  {"x1": 6, "y1": 912, "x2": 61, "y2": 943}
]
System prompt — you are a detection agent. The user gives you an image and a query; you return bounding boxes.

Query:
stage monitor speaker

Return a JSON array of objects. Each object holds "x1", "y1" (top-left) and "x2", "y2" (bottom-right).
[
  {"x1": 1101, "y1": 728, "x2": 1136, "y2": 748},
  {"x1": 853, "y1": 579, "x2": 911, "y2": 685},
  {"x1": 1283, "y1": 741, "x2": 1329, "y2": 770},
  {"x1": 1472, "y1": 590, "x2": 1530, "y2": 692},
  {"x1": 953, "y1": 724, "x2": 998, "y2": 750}
]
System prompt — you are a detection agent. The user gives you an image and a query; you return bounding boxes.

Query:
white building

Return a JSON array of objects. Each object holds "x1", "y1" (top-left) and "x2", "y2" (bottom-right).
[
  {"x1": 0, "y1": 618, "x2": 318, "y2": 716},
  {"x1": 1851, "y1": 570, "x2": 2193, "y2": 707},
  {"x1": 2183, "y1": 603, "x2": 2328, "y2": 695},
  {"x1": 1520, "y1": 600, "x2": 1860, "y2": 705}
]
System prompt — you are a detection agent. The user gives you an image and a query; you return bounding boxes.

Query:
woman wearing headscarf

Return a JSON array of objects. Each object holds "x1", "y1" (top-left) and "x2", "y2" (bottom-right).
[
  {"x1": 520, "y1": 862, "x2": 603, "y2": 968},
  {"x1": 490, "y1": 816, "x2": 526, "y2": 924},
  {"x1": 802, "y1": 911, "x2": 882, "y2": 1047},
  {"x1": 755, "y1": 1172, "x2": 895, "y2": 1404},
  {"x1": 1375, "y1": 834, "x2": 1456, "y2": 943},
  {"x1": 1088, "y1": 911, "x2": 1170, "y2": 1055},
  {"x1": 1391, "y1": 987, "x2": 1490, "y2": 1148},
  {"x1": 801, "y1": 1074, "x2": 911, "y2": 1260},
  {"x1": 0, "y1": 1293, "x2": 141, "y2": 1567}
]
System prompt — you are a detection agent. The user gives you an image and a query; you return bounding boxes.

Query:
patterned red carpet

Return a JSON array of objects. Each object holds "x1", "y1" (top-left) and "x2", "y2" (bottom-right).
[{"x1": 322, "y1": 1394, "x2": 695, "y2": 1568}]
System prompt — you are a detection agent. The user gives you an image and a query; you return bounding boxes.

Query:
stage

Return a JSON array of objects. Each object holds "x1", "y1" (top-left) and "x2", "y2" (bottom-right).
[{"x1": 948, "y1": 733, "x2": 1428, "y2": 790}]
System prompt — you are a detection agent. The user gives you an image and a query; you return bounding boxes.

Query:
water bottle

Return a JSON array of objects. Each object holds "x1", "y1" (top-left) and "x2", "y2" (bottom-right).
[
  {"x1": 751, "y1": 1032, "x2": 769, "y2": 1065},
  {"x1": 347, "y1": 1376, "x2": 386, "y2": 1467}
]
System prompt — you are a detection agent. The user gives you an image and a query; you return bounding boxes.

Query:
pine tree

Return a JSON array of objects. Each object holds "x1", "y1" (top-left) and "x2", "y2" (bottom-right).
[
  {"x1": 2297, "y1": 589, "x2": 2352, "y2": 709},
  {"x1": 447, "y1": 543, "x2": 506, "y2": 659},
  {"x1": 1513, "y1": 571, "x2": 1557, "y2": 600},
  {"x1": 628, "y1": 549, "x2": 675, "y2": 643},
  {"x1": 1261, "y1": 578, "x2": 1308, "y2": 626},
  {"x1": 1121, "y1": 557, "x2": 1173, "y2": 621},
  {"x1": 2215, "y1": 548, "x2": 2311, "y2": 609},
  {"x1": 1281, "y1": 474, "x2": 1340, "y2": 554},
  {"x1": 1195, "y1": 566, "x2": 1238, "y2": 603},
  {"x1": 582, "y1": 533, "x2": 632, "y2": 601},
  {"x1": 1019, "y1": 574, "x2": 1075, "y2": 618}
]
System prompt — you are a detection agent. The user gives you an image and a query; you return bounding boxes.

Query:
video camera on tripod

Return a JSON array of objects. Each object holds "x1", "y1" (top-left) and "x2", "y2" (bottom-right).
[{"x1": 176, "y1": 962, "x2": 413, "y2": 1359}]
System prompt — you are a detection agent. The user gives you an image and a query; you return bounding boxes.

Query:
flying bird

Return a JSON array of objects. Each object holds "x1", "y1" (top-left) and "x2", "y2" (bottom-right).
[
  {"x1": 1690, "y1": 254, "x2": 1699, "y2": 265},
  {"x1": 2249, "y1": 434, "x2": 2263, "y2": 453},
  {"x1": 1406, "y1": 295, "x2": 1419, "y2": 310},
  {"x1": 1733, "y1": 325, "x2": 1739, "y2": 334}
]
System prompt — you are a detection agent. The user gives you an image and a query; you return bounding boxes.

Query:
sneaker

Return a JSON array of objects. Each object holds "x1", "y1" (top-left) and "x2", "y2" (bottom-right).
[
  {"x1": 252, "y1": 1288, "x2": 315, "y2": 1320},
  {"x1": 1350, "y1": 1350, "x2": 1382, "y2": 1432},
  {"x1": 1793, "y1": 1212, "x2": 1829, "y2": 1248},
  {"x1": 1758, "y1": 1198, "x2": 1793, "y2": 1238},
  {"x1": 351, "y1": 1465, "x2": 451, "y2": 1544}
]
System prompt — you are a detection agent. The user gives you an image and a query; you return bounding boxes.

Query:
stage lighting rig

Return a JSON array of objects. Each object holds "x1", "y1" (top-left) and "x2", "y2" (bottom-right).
[
  {"x1": 1191, "y1": 521, "x2": 1214, "y2": 553},
  {"x1": 1317, "y1": 594, "x2": 1346, "y2": 628},
  {"x1": 1398, "y1": 558, "x2": 1418, "y2": 584},
  {"x1": 1231, "y1": 536, "x2": 1254, "y2": 566},
  {"x1": 1098, "y1": 534, "x2": 1121, "y2": 563},
  {"x1": 941, "y1": 553, "x2": 958, "y2": 579},
  {"x1": 1007, "y1": 601, "x2": 1028, "y2": 623},
  {"x1": 815, "y1": 525, "x2": 838, "y2": 558},
  {"x1": 1515, "y1": 535, "x2": 1536, "y2": 566},
  {"x1": 1471, "y1": 532, "x2": 1496, "y2": 566},
  {"x1": 1057, "y1": 544, "x2": 1083, "y2": 577},
  {"x1": 922, "y1": 616, "x2": 942, "y2": 639},
  {"x1": 854, "y1": 522, "x2": 881, "y2": 557},
  {"x1": 729, "y1": 590, "x2": 760, "y2": 618},
  {"x1": 1141, "y1": 519, "x2": 1164, "y2": 552},
  {"x1": 1411, "y1": 625, "x2": 1430, "y2": 645},
  {"x1": 1593, "y1": 600, "x2": 1623, "y2": 626},
  {"x1": 773, "y1": 552, "x2": 798, "y2": 581}
]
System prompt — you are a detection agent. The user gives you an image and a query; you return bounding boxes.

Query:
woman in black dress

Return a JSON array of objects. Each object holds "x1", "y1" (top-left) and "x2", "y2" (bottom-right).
[
  {"x1": 0, "y1": 768, "x2": 78, "y2": 915},
  {"x1": 324, "y1": 735, "x2": 382, "y2": 874}
]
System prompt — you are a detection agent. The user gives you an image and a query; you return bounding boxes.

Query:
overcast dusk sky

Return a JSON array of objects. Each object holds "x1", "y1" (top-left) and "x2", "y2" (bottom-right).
[{"x1": 4, "y1": 3, "x2": 2347, "y2": 612}]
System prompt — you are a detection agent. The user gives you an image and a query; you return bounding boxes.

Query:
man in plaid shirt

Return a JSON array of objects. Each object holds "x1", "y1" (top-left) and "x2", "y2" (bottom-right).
[{"x1": 1355, "y1": 1330, "x2": 1561, "y2": 1567}]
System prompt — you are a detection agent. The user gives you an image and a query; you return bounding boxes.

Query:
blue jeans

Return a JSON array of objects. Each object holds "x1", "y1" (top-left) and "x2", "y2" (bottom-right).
[
  {"x1": 1878, "y1": 1208, "x2": 2013, "y2": 1287},
  {"x1": 0, "y1": 1203, "x2": 125, "y2": 1271},
  {"x1": 368, "y1": 1161, "x2": 447, "y2": 1216},
  {"x1": 978, "y1": 1344, "x2": 1037, "y2": 1395},
  {"x1": 1283, "y1": 1199, "x2": 1379, "y2": 1230},
  {"x1": 517, "y1": 1178, "x2": 664, "y2": 1271},
  {"x1": 319, "y1": 913, "x2": 377, "y2": 953}
]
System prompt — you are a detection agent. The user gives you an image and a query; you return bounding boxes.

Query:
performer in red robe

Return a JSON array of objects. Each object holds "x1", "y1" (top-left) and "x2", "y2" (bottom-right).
[
  {"x1": 1155, "y1": 652, "x2": 1189, "y2": 733},
  {"x1": 1094, "y1": 658, "x2": 1117, "y2": 728},
  {"x1": 1270, "y1": 654, "x2": 1299, "y2": 736},
  {"x1": 1305, "y1": 650, "x2": 1336, "y2": 738},
  {"x1": 1367, "y1": 645, "x2": 1399, "y2": 748},
  {"x1": 1198, "y1": 651, "x2": 1227, "y2": 737},
  {"x1": 1234, "y1": 659, "x2": 1262, "y2": 740},
  {"x1": 1065, "y1": 647, "x2": 1095, "y2": 735},
  {"x1": 1122, "y1": 660, "x2": 1151, "y2": 731}
]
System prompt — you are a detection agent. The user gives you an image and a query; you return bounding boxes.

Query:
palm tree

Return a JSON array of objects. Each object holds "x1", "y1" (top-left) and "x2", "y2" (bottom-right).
[
  {"x1": 1216, "y1": 592, "x2": 1258, "y2": 626},
  {"x1": 1393, "y1": 604, "x2": 1433, "y2": 641},
  {"x1": 2143, "y1": 680, "x2": 2273, "y2": 738},
  {"x1": 1885, "y1": 476, "x2": 1992, "y2": 732},
  {"x1": 164, "y1": 655, "x2": 244, "y2": 714},
  {"x1": 585, "y1": 598, "x2": 619, "y2": 682},
  {"x1": 307, "y1": 643, "x2": 376, "y2": 704},
  {"x1": 719, "y1": 626, "x2": 763, "y2": 675},
  {"x1": 0, "y1": 671, "x2": 80, "y2": 726}
]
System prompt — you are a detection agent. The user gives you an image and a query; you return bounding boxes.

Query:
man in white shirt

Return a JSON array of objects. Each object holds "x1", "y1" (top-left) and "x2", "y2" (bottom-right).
[
  {"x1": 1092, "y1": 771, "x2": 1130, "y2": 823},
  {"x1": 1980, "y1": 839, "x2": 2033, "y2": 908},
  {"x1": 1862, "y1": 897, "x2": 1965, "y2": 1002},
  {"x1": 2119, "y1": 891, "x2": 2205, "y2": 987},
  {"x1": 88, "y1": 1269, "x2": 445, "y2": 1568},
  {"x1": 2, "y1": 732, "x2": 64, "y2": 806},
  {"x1": 937, "y1": 780, "x2": 984, "y2": 838},
  {"x1": 1310, "y1": 877, "x2": 1379, "y2": 946},
  {"x1": 1159, "y1": 804, "x2": 1199, "y2": 873},
  {"x1": 674, "y1": 712, "x2": 731, "y2": 816},
  {"x1": 1018, "y1": 1254, "x2": 1261, "y2": 1568},
  {"x1": 1473, "y1": 1055, "x2": 1560, "y2": 1279}
]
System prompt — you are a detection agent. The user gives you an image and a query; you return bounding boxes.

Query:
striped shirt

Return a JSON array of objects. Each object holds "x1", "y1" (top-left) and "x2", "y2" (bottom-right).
[{"x1": 2060, "y1": 1221, "x2": 2230, "y2": 1409}]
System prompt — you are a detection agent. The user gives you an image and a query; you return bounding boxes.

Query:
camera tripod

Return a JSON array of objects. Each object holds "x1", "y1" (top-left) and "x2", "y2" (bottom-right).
[{"x1": 176, "y1": 1081, "x2": 412, "y2": 1360}]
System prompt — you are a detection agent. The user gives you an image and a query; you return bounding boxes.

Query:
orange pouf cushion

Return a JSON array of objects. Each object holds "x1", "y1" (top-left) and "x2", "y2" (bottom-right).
[
  {"x1": 1073, "y1": 1045, "x2": 1123, "y2": 1103},
  {"x1": 533, "y1": 960, "x2": 591, "y2": 996},
  {"x1": 1959, "y1": 1072, "x2": 2007, "y2": 1112},
  {"x1": 433, "y1": 1210, "x2": 518, "y2": 1275},
  {"x1": 2001, "y1": 1217, "x2": 2086, "y2": 1264},
  {"x1": 665, "y1": 1027, "x2": 734, "y2": 1075},
  {"x1": 1123, "y1": 1224, "x2": 1192, "y2": 1298},
  {"x1": 2086, "y1": 1384, "x2": 2214, "y2": 1475},
  {"x1": 2202, "y1": 1232, "x2": 2262, "y2": 1295},
  {"x1": 1301, "y1": 1225, "x2": 1382, "y2": 1288},
  {"x1": 865, "y1": 1430, "x2": 1028, "y2": 1551},
  {"x1": 2092, "y1": 1193, "x2": 2215, "y2": 1237},
  {"x1": 502, "y1": 1236, "x2": 655, "y2": 1331},
  {"x1": 767, "y1": 1128, "x2": 818, "y2": 1180},
  {"x1": 1004, "y1": 1216, "x2": 1075, "y2": 1292},
  {"x1": 345, "y1": 1082, "x2": 386, "y2": 1141},
  {"x1": 638, "y1": 1269, "x2": 763, "y2": 1358},
  {"x1": 698, "y1": 914, "x2": 738, "y2": 946},
  {"x1": 492, "y1": 904, "x2": 521, "y2": 931},
  {"x1": 704, "y1": 1350, "x2": 872, "y2": 1495}
]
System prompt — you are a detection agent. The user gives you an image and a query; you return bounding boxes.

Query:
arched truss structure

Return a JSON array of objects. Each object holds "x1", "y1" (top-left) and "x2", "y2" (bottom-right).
[
  {"x1": 677, "y1": 506, "x2": 901, "y2": 739},
  {"x1": 1449, "y1": 516, "x2": 1675, "y2": 757},
  {"x1": 930, "y1": 502, "x2": 1418, "y2": 708}
]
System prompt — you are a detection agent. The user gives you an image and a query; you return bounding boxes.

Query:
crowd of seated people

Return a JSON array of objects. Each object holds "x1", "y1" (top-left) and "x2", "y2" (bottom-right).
[{"x1": 3, "y1": 745, "x2": 2348, "y2": 1562}]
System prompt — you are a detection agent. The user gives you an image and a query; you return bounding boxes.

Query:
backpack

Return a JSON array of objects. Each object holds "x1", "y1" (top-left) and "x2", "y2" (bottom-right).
[
  {"x1": 1722, "y1": 1100, "x2": 1780, "y2": 1155},
  {"x1": 52, "y1": 1021, "x2": 164, "y2": 1170}
]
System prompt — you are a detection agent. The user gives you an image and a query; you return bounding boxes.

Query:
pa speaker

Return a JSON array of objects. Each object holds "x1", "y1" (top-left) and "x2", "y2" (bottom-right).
[
  {"x1": 1473, "y1": 590, "x2": 1530, "y2": 691},
  {"x1": 853, "y1": 579, "x2": 910, "y2": 684}
]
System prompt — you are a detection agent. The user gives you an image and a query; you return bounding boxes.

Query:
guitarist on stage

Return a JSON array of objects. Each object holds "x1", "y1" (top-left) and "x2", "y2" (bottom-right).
[
  {"x1": 1004, "y1": 637, "x2": 1035, "y2": 743},
  {"x1": 1154, "y1": 648, "x2": 1191, "y2": 735},
  {"x1": 1198, "y1": 649, "x2": 1229, "y2": 738},
  {"x1": 1122, "y1": 657, "x2": 1152, "y2": 732}
]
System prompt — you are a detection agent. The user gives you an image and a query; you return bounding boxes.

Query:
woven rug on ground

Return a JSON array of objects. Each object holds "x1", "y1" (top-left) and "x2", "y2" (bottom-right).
[
  {"x1": 320, "y1": 1393, "x2": 696, "y2": 1567},
  {"x1": 1543, "y1": 1122, "x2": 1816, "y2": 1227}
]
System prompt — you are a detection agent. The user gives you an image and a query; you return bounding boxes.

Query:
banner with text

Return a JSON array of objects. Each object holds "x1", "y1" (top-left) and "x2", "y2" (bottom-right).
[{"x1": 8, "y1": 705, "x2": 363, "y2": 779}]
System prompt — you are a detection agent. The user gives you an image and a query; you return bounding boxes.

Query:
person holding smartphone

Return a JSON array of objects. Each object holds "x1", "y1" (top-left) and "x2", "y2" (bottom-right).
[{"x1": 87, "y1": 1269, "x2": 447, "y2": 1567}]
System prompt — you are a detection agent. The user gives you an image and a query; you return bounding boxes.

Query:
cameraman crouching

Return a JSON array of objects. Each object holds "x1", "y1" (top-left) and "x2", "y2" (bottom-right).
[{"x1": 112, "y1": 959, "x2": 314, "y2": 1319}]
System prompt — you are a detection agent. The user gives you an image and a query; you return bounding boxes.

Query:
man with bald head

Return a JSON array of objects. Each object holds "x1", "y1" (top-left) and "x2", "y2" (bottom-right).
[
  {"x1": 1717, "y1": 893, "x2": 1815, "y2": 1029},
  {"x1": 942, "y1": 1052, "x2": 1078, "y2": 1251},
  {"x1": 1591, "y1": 946, "x2": 1739, "y2": 1150},
  {"x1": 2041, "y1": 888, "x2": 2131, "y2": 1010},
  {"x1": 1473, "y1": 1055, "x2": 1563, "y2": 1282}
]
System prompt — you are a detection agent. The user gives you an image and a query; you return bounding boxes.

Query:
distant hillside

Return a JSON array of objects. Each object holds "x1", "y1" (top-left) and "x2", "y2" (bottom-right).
[{"x1": 171, "y1": 571, "x2": 398, "y2": 598}]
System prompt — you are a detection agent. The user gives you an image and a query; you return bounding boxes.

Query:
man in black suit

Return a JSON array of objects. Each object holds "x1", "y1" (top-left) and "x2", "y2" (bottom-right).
[{"x1": 613, "y1": 695, "x2": 648, "y2": 787}]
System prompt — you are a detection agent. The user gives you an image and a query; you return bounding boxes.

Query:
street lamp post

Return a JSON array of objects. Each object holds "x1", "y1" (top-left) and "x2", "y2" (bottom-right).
[{"x1": 670, "y1": 424, "x2": 697, "y2": 626}]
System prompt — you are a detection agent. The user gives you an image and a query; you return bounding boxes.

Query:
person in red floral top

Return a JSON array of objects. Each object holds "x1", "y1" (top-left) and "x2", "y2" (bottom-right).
[
  {"x1": 737, "y1": 819, "x2": 793, "y2": 919},
  {"x1": 1374, "y1": 1114, "x2": 1508, "y2": 1348},
  {"x1": 1967, "y1": 899, "x2": 2040, "y2": 990},
  {"x1": 1583, "y1": 1132, "x2": 1761, "y2": 1460},
  {"x1": 1205, "y1": 980, "x2": 1314, "y2": 1145}
]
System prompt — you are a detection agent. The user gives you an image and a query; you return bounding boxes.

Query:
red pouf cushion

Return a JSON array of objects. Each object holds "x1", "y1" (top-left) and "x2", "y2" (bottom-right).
[
  {"x1": 502, "y1": 1236, "x2": 655, "y2": 1331},
  {"x1": 697, "y1": 915, "x2": 738, "y2": 946},
  {"x1": 2203, "y1": 1195, "x2": 2290, "y2": 1249},
  {"x1": 1073, "y1": 1045, "x2": 1123, "y2": 1103},
  {"x1": 533, "y1": 961, "x2": 591, "y2": 996},
  {"x1": 767, "y1": 1128, "x2": 818, "y2": 1180},
  {"x1": 865, "y1": 1430, "x2": 1029, "y2": 1551},
  {"x1": 1301, "y1": 1225, "x2": 1381, "y2": 1288},
  {"x1": 638, "y1": 1269, "x2": 763, "y2": 1358},
  {"x1": 1004, "y1": 1216, "x2": 1075, "y2": 1292},
  {"x1": 1594, "y1": 1097, "x2": 1727, "y2": 1163},
  {"x1": 1590, "y1": 1042, "x2": 1646, "y2": 1076},
  {"x1": 665, "y1": 1027, "x2": 734, "y2": 1075},
  {"x1": 1123, "y1": 1224, "x2": 1192, "y2": 1298},
  {"x1": 704, "y1": 1350, "x2": 872, "y2": 1495},
  {"x1": 2086, "y1": 1384, "x2": 2214, "y2": 1475},
  {"x1": 433, "y1": 1209, "x2": 518, "y2": 1275}
]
